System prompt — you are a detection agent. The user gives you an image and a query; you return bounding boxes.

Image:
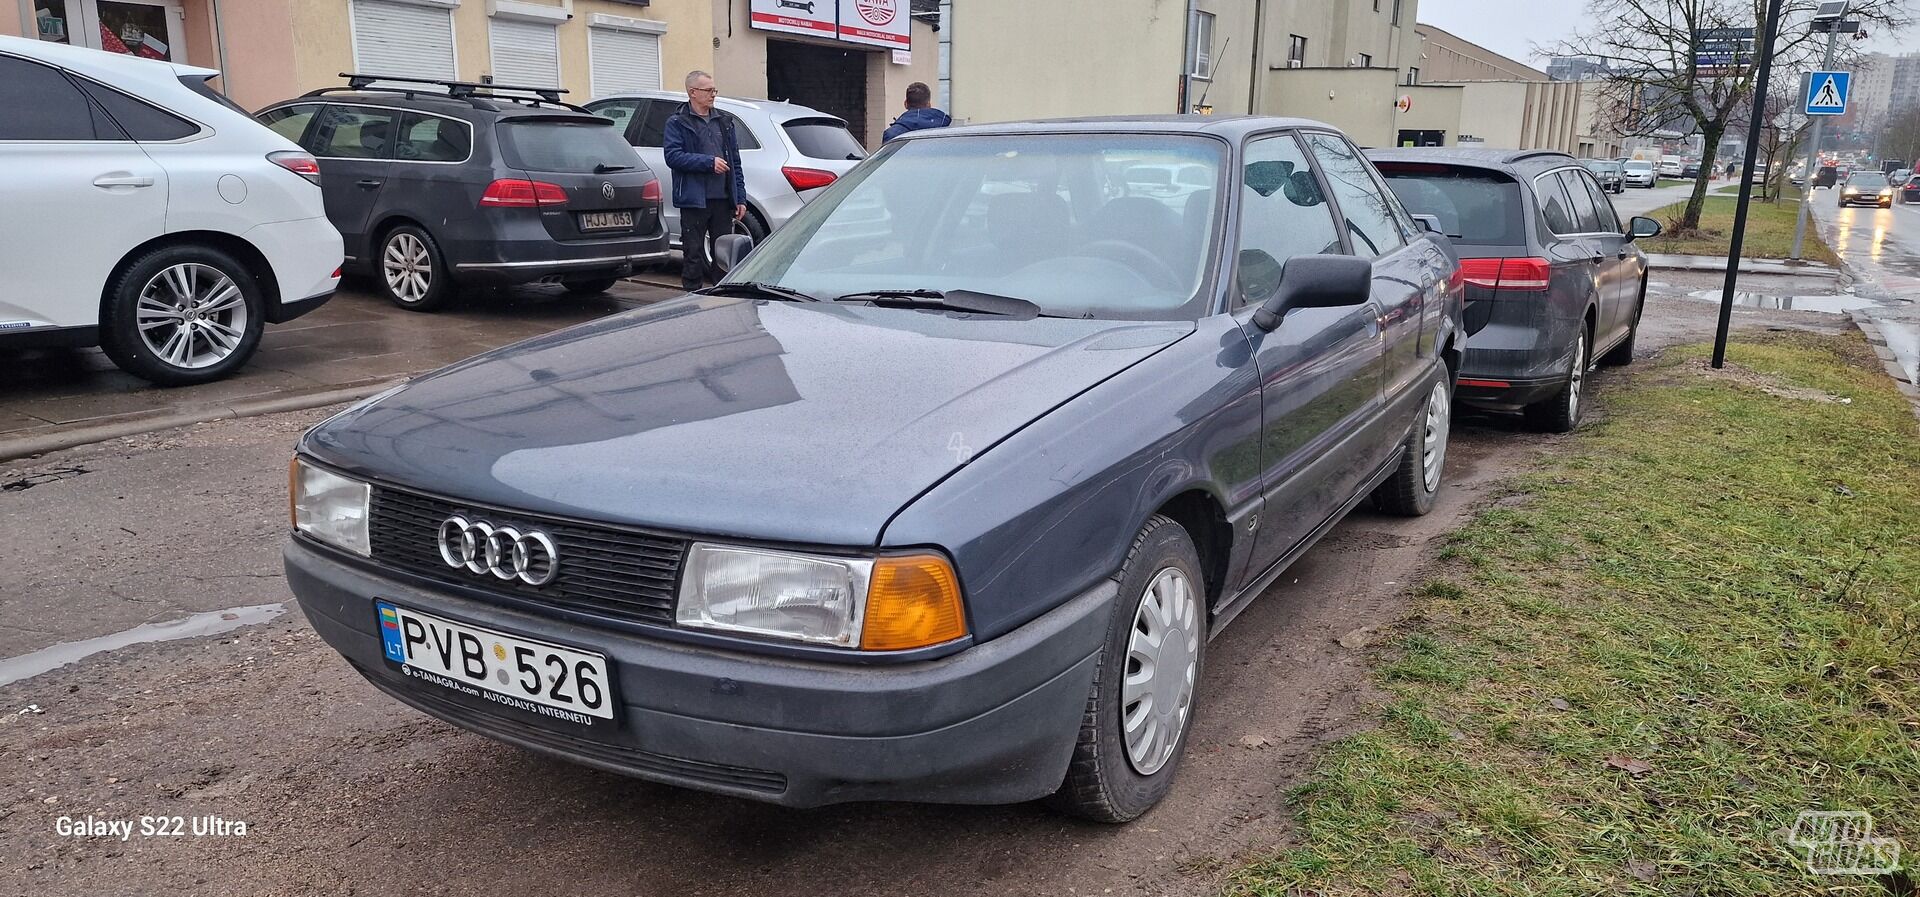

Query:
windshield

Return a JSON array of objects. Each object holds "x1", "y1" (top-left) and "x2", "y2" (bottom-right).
[
  {"x1": 497, "y1": 119, "x2": 636, "y2": 173},
  {"x1": 1849, "y1": 173, "x2": 1891, "y2": 188},
  {"x1": 1624, "y1": 161, "x2": 1653, "y2": 172},
  {"x1": 1581, "y1": 160, "x2": 1619, "y2": 174},
  {"x1": 727, "y1": 133, "x2": 1227, "y2": 320}
]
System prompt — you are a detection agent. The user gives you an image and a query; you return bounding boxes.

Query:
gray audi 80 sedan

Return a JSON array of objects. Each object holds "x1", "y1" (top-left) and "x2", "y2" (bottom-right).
[{"x1": 285, "y1": 116, "x2": 1464, "y2": 822}]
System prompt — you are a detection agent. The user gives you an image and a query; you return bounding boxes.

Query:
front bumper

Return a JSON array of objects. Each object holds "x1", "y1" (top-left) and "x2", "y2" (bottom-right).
[
  {"x1": 284, "y1": 539, "x2": 1109, "y2": 807},
  {"x1": 1839, "y1": 194, "x2": 1893, "y2": 206}
]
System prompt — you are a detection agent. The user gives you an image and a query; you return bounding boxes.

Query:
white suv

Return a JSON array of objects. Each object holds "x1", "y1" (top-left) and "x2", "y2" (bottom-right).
[
  {"x1": 0, "y1": 36, "x2": 342, "y2": 385},
  {"x1": 584, "y1": 92, "x2": 870, "y2": 248}
]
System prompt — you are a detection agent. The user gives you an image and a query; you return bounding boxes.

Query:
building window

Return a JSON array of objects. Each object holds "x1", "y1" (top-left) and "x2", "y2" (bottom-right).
[
  {"x1": 587, "y1": 16, "x2": 667, "y2": 97},
  {"x1": 1392, "y1": 0, "x2": 1404, "y2": 25},
  {"x1": 1407, "y1": 66, "x2": 1420, "y2": 84},
  {"x1": 351, "y1": 0, "x2": 457, "y2": 81},
  {"x1": 1288, "y1": 34, "x2": 1307, "y2": 67},
  {"x1": 1186, "y1": 11, "x2": 1215, "y2": 80},
  {"x1": 1355, "y1": 53, "x2": 1372, "y2": 67}
]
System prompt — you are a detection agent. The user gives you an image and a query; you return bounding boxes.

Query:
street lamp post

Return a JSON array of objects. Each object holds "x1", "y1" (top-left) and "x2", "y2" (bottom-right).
[{"x1": 1789, "y1": 4, "x2": 1853, "y2": 261}]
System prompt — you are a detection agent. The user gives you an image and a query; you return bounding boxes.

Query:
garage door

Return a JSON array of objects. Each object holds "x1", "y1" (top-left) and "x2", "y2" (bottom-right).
[
  {"x1": 351, "y1": 0, "x2": 456, "y2": 81},
  {"x1": 489, "y1": 18, "x2": 560, "y2": 88},
  {"x1": 589, "y1": 27, "x2": 662, "y2": 98}
]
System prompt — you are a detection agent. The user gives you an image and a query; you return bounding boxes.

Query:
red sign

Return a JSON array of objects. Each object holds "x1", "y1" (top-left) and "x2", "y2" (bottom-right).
[
  {"x1": 857, "y1": 0, "x2": 894, "y2": 25},
  {"x1": 838, "y1": 0, "x2": 908, "y2": 48}
]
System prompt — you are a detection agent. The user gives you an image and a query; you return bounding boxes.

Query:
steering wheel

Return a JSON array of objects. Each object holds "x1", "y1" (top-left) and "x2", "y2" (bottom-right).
[{"x1": 1078, "y1": 240, "x2": 1182, "y2": 290}]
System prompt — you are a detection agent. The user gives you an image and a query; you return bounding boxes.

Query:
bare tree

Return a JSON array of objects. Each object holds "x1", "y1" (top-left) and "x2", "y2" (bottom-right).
[
  {"x1": 1553, "y1": 0, "x2": 1906, "y2": 233},
  {"x1": 1882, "y1": 105, "x2": 1920, "y2": 169}
]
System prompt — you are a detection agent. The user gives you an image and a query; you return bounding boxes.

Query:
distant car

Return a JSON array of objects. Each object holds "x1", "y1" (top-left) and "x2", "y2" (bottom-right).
[
  {"x1": 1902, "y1": 173, "x2": 1920, "y2": 204},
  {"x1": 1580, "y1": 159, "x2": 1625, "y2": 193},
  {"x1": 1681, "y1": 160, "x2": 1702, "y2": 179},
  {"x1": 1749, "y1": 163, "x2": 1769, "y2": 184},
  {"x1": 257, "y1": 75, "x2": 669, "y2": 312},
  {"x1": 1372, "y1": 147, "x2": 1663, "y2": 432},
  {"x1": 584, "y1": 92, "x2": 869, "y2": 251},
  {"x1": 285, "y1": 116, "x2": 1466, "y2": 824},
  {"x1": 1839, "y1": 171, "x2": 1894, "y2": 208},
  {"x1": 1657, "y1": 159, "x2": 1683, "y2": 178},
  {"x1": 1622, "y1": 159, "x2": 1657, "y2": 188},
  {"x1": 1814, "y1": 165, "x2": 1840, "y2": 189},
  {"x1": 0, "y1": 36, "x2": 342, "y2": 385}
]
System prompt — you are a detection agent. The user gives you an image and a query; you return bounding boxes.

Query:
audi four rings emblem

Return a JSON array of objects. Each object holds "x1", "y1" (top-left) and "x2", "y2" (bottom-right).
[
  {"x1": 437, "y1": 515, "x2": 559, "y2": 586},
  {"x1": 601, "y1": 182, "x2": 616, "y2": 200}
]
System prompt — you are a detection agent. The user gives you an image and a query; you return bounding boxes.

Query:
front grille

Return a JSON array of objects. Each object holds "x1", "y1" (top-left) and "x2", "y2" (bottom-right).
[{"x1": 367, "y1": 486, "x2": 687, "y2": 626}]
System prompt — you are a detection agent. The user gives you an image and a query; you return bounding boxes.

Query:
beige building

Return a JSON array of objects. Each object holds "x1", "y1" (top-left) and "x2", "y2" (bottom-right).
[
  {"x1": 1411, "y1": 22, "x2": 1543, "y2": 82},
  {"x1": 9, "y1": 0, "x2": 934, "y2": 146}
]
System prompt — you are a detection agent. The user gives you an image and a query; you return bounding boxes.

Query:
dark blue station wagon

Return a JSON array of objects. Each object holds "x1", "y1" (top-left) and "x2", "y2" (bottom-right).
[{"x1": 285, "y1": 116, "x2": 1465, "y2": 822}]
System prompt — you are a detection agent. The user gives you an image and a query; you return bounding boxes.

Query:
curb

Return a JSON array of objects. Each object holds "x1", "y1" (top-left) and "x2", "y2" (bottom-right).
[
  {"x1": 1847, "y1": 313, "x2": 1920, "y2": 422},
  {"x1": 1646, "y1": 255, "x2": 1841, "y2": 277},
  {"x1": 0, "y1": 378, "x2": 405, "y2": 463}
]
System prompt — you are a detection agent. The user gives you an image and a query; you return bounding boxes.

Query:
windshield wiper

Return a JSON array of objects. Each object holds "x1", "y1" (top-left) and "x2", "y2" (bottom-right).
[
  {"x1": 595, "y1": 163, "x2": 635, "y2": 173},
  {"x1": 831, "y1": 288, "x2": 1043, "y2": 318},
  {"x1": 696, "y1": 281, "x2": 823, "y2": 302}
]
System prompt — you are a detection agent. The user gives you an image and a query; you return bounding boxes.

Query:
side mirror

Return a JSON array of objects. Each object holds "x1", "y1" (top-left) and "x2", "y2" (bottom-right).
[
  {"x1": 1627, "y1": 216, "x2": 1662, "y2": 240},
  {"x1": 711, "y1": 233, "x2": 755, "y2": 274},
  {"x1": 1252, "y1": 254, "x2": 1373, "y2": 332}
]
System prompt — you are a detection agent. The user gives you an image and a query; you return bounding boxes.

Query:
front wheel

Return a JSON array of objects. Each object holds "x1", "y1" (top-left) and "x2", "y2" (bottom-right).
[
  {"x1": 99, "y1": 244, "x2": 264, "y2": 386},
  {"x1": 1372, "y1": 373, "x2": 1452, "y2": 516},
  {"x1": 1525, "y1": 327, "x2": 1589, "y2": 433},
  {"x1": 1048, "y1": 515, "x2": 1205, "y2": 823}
]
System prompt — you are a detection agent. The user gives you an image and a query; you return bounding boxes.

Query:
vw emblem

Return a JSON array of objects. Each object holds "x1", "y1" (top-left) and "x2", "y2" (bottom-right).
[
  {"x1": 601, "y1": 182, "x2": 616, "y2": 200},
  {"x1": 437, "y1": 515, "x2": 559, "y2": 586}
]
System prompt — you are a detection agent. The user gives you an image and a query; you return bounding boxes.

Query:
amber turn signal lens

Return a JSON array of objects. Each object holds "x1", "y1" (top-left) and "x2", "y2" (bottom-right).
[{"x1": 861, "y1": 554, "x2": 967, "y2": 651}]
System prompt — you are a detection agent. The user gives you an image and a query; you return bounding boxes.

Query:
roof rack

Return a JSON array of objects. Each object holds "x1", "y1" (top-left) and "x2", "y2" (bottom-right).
[{"x1": 301, "y1": 73, "x2": 591, "y2": 114}]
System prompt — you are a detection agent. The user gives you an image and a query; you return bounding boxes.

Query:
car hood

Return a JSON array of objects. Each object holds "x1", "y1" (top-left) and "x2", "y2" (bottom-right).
[{"x1": 302, "y1": 296, "x2": 1193, "y2": 546}]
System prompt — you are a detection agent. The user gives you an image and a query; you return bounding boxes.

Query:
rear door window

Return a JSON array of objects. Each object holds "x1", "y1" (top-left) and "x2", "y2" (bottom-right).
[
  {"x1": 1557, "y1": 170, "x2": 1604, "y2": 233},
  {"x1": 1303, "y1": 131, "x2": 1405, "y2": 259},
  {"x1": 258, "y1": 104, "x2": 322, "y2": 148},
  {"x1": 395, "y1": 113, "x2": 471, "y2": 163},
  {"x1": 1534, "y1": 171, "x2": 1579, "y2": 234},
  {"x1": 0, "y1": 56, "x2": 121, "y2": 141},
  {"x1": 498, "y1": 118, "x2": 634, "y2": 172},
  {"x1": 784, "y1": 117, "x2": 865, "y2": 161},
  {"x1": 1378, "y1": 164, "x2": 1524, "y2": 246},
  {"x1": 635, "y1": 101, "x2": 673, "y2": 148},
  {"x1": 1571, "y1": 169, "x2": 1619, "y2": 232},
  {"x1": 75, "y1": 79, "x2": 199, "y2": 141},
  {"x1": 311, "y1": 105, "x2": 400, "y2": 159}
]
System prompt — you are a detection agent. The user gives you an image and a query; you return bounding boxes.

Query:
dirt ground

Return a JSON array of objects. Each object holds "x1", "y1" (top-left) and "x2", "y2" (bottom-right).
[{"x1": 0, "y1": 285, "x2": 1855, "y2": 897}]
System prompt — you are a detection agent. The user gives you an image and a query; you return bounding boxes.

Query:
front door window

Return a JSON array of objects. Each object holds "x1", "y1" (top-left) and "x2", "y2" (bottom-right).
[{"x1": 34, "y1": 0, "x2": 184, "y2": 62}]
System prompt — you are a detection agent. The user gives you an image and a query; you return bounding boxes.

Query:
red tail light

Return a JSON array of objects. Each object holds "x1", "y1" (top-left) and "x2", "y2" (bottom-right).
[
  {"x1": 1459, "y1": 257, "x2": 1551, "y2": 292},
  {"x1": 267, "y1": 151, "x2": 322, "y2": 186},
  {"x1": 640, "y1": 178, "x2": 662, "y2": 203},
  {"x1": 480, "y1": 178, "x2": 569, "y2": 208},
  {"x1": 781, "y1": 166, "x2": 837, "y2": 191}
]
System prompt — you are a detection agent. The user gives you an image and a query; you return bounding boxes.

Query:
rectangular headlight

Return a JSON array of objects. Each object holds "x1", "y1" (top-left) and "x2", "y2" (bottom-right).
[
  {"x1": 291, "y1": 458, "x2": 370, "y2": 556},
  {"x1": 676, "y1": 544, "x2": 871, "y2": 646}
]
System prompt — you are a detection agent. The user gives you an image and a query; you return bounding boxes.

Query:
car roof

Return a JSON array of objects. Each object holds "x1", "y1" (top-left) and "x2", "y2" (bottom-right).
[
  {"x1": 275, "y1": 86, "x2": 605, "y2": 121},
  {"x1": 589, "y1": 91, "x2": 846, "y2": 124},
  {"x1": 1366, "y1": 146, "x2": 1580, "y2": 174},
  {"x1": 918, "y1": 115, "x2": 1339, "y2": 141},
  {"x1": 1, "y1": 33, "x2": 218, "y2": 81}
]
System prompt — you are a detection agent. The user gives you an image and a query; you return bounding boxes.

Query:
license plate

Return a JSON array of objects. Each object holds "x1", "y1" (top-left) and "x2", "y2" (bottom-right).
[
  {"x1": 578, "y1": 210, "x2": 634, "y2": 230},
  {"x1": 377, "y1": 601, "x2": 614, "y2": 724}
]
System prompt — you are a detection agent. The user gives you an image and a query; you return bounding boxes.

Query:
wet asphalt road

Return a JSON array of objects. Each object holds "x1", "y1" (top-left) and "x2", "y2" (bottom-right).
[{"x1": 1807, "y1": 189, "x2": 1920, "y2": 384}]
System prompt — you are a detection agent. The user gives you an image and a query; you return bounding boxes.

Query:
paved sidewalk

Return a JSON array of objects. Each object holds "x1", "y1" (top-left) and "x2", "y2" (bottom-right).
[
  {"x1": 0, "y1": 278, "x2": 680, "y2": 459},
  {"x1": 1646, "y1": 253, "x2": 1841, "y2": 276}
]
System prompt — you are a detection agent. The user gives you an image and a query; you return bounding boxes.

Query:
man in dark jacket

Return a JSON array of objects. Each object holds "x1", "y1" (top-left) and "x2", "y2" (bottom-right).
[
  {"x1": 662, "y1": 70, "x2": 748, "y2": 291},
  {"x1": 881, "y1": 82, "x2": 950, "y2": 143}
]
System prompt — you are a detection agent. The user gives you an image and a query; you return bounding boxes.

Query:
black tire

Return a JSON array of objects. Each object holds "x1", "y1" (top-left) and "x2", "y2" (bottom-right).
[
  {"x1": 99, "y1": 243, "x2": 264, "y2": 386},
  {"x1": 1372, "y1": 368, "x2": 1452, "y2": 516},
  {"x1": 562, "y1": 277, "x2": 620, "y2": 296},
  {"x1": 1048, "y1": 515, "x2": 1206, "y2": 824},
  {"x1": 1599, "y1": 276, "x2": 1646, "y2": 368},
  {"x1": 1525, "y1": 324, "x2": 1590, "y2": 433},
  {"x1": 375, "y1": 224, "x2": 453, "y2": 312}
]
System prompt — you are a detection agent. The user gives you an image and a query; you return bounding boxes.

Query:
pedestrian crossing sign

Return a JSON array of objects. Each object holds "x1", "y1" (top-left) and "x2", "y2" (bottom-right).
[{"x1": 1805, "y1": 71, "x2": 1850, "y2": 115}]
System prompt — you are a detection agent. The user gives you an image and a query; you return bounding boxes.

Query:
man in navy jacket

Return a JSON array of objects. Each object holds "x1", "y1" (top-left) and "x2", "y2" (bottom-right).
[
  {"x1": 882, "y1": 82, "x2": 950, "y2": 143},
  {"x1": 663, "y1": 71, "x2": 748, "y2": 291}
]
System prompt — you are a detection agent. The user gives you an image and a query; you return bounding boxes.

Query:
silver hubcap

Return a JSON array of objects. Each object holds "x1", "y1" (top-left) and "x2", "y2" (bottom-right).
[
  {"x1": 1122, "y1": 566, "x2": 1200, "y2": 776},
  {"x1": 1568, "y1": 332, "x2": 1586, "y2": 420},
  {"x1": 1421, "y1": 379, "x2": 1451, "y2": 492},
  {"x1": 383, "y1": 233, "x2": 432, "y2": 303},
  {"x1": 136, "y1": 263, "x2": 247, "y2": 370}
]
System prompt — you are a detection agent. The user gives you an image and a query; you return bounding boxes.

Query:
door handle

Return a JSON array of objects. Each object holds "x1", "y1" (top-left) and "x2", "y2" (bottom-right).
[
  {"x1": 93, "y1": 175, "x2": 154, "y2": 188},
  {"x1": 1617, "y1": 249, "x2": 1630, "y2": 259},
  {"x1": 1590, "y1": 254, "x2": 1605, "y2": 264},
  {"x1": 356, "y1": 179, "x2": 384, "y2": 189}
]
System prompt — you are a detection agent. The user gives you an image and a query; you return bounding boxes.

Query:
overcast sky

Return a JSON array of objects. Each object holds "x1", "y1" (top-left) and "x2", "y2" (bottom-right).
[{"x1": 1418, "y1": 0, "x2": 1918, "y2": 65}]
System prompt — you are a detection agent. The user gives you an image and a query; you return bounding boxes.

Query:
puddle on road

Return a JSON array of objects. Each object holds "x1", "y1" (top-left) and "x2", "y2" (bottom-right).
[
  {"x1": 1682, "y1": 289, "x2": 1886, "y2": 314},
  {"x1": 0, "y1": 603, "x2": 285, "y2": 688}
]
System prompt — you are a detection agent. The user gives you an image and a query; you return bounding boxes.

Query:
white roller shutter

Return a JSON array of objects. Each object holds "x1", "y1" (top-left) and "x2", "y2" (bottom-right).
[
  {"x1": 589, "y1": 27, "x2": 662, "y2": 98},
  {"x1": 351, "y1": 0, "x2": 456, "y2": 81},
  {"x1": 488, "y1": 18, "x2": 560, "y2": 88}
]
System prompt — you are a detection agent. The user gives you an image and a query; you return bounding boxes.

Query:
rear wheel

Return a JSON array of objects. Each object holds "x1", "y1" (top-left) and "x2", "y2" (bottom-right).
[
  {"x1": 378, "y1": 225, "x2": 453, "y2": 312},
  {"x1": 1525, "y1": 326, "x2": 1589, "y2": 433},
  {"x1": 100, "y1": 244, "x2": 264, "y2": 386},
  {"x1": 562, "y1": 277, "x2": 620, "y2": 296},
  {"x1": 1048, "y1": 515, "x2": 1205, "y2": 823},
  {"x1": 1372, "y1": 372, "x2": 1452, "y2": 516}
]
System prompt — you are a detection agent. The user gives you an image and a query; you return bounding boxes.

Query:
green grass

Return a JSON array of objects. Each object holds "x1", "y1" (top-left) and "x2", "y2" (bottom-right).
[
  {"x1": 1656, "y1": 178, "x2": 1692, "y2": 189},
  {"x1": 1226, "y1": 333, "x2": 1920, "y2": 897},
  {"x1": 1637, "y1": 195, "x2": 1839, "y2": 266}
]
